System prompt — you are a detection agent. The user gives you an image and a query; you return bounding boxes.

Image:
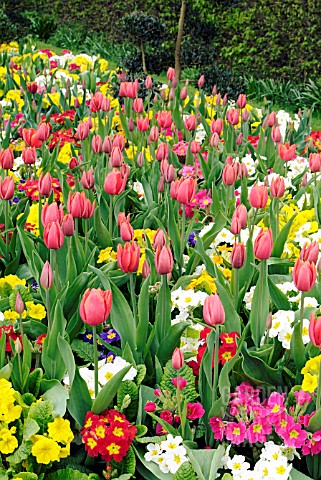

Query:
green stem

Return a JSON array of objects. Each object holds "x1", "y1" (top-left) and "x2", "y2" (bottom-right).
[
  {"x1": 17, "y1": 353, "x2": 23, "y2": 388},
  {"x1": 180, "y1": 205, "x2": 186, "y2": 275},
  {"x1": 19, "y1": 314, "x2": 23, "y2": 337},
  {"x1": 46, "y1": 289, "x2": 51, "y2": 333},
  {"x1": 84, "y1": 220, "x2": 88, "y2": 258},
  {"x1": 233, "y1": 268, "x2": 239, "y2": 312},
  {"x1": 176, "y1": 371, "x2": 186, "y2": 438},
  {"x1": 213, "y1": 325, "x2": 220, "y2": 403},
  {"x1": 93, "y1": 326, "x2": 99, "y2": 398},
  {"x1": 161, "y1": 274, "x2": 167, "y2": 340},
  {"x1": 249, "y1": 208, "x2": 258, "y2": 239},
  {"x1": 316, "y1": 356, "x2": 321, "y2": 411},
  {"x1": 129, "y1": 273, "x2": 137, "y2": 324},
  {"x1": 275, "y1": 197, "x2": 279, "y2": 238},
  {"x1": 225, "y1": 185, "x2": 230, "y2": 217},
  {"x1": 109, "y1": 195, "x2": 113, "y2": 235},
  {"x1": 4, "y1": 200, "x2": 9, "y2": 260},
  {"x1": 300, "y1": 292, "x2": 304, "y2": 337}
]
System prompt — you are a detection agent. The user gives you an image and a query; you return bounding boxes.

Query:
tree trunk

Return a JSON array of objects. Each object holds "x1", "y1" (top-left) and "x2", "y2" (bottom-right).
[
  {"x1": 174, "y1": 0, "x2": 186, "y2": 80},
  {"x1": 141, "y1": 41, "x2": 147, "y2": 75}
]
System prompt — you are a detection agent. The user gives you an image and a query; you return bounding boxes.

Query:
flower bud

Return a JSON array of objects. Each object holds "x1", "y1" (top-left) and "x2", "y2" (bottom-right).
[
  {"x1": 172, "y1": 347, "x2": 184, "y2": 370},
  {"x1": 293, "y1": 258, "x2": 316, "y2": 292},
  {"x1": 309, "y1": 312, "x2": 321, "y2": 349},
  {"x1": 80, "y1": 288, "x2": 112, "y2": 326},
  {"x1": 249, "y1": 183, "x2": 268, "y2": 209},
  {"x1": 38, "y1": 172, "x2": 52, "y2": 197},
  {"x1": 40, "y1": 261, "x2": 53, "y2": 290},
  {"x1": 270, "y1": 176, "x2": 285, "y2": 198},
  {"x1": 254, "y1": 228, "x2": 273, "y2": 260},
  {"x1": 62, "y1": 213, "x2": 74, "y2": 237},
  {"x1": 142, "y1": 259, "x2": 151, "y2": 278},
  {"x1": 15, "y1": 292, "x2": 24, "y2": 314},
  {"x1": 117, "y1": 242, "x2": 140, "y2": 273},
  {"x1": 155, "y1": 245, "x2": 173, "y2": 275},
  {"x1": 203, "y1": 294, "x2": 225, "y2": 326},
  {"x1": 231, "y1": 242, "x2": 246, "y2": 269}
]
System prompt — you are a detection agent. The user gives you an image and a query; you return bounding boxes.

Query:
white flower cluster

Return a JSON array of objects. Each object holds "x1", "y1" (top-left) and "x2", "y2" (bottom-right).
[
  {"x1": 222, "y1": 442, "x2": 295, "y2": 480},
  {"x1": 145, "y1": 434, "x2": 188, "y2": 474}
]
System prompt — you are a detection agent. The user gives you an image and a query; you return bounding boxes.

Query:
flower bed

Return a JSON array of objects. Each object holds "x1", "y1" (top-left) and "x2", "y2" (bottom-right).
[{"x1": 0, "y1": 39, "x2": 321, "y2": 480}]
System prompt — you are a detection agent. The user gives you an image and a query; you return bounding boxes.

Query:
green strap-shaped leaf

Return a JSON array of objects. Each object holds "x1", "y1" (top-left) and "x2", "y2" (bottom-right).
[{"x1": 91, "y1": 365, "x2": 131, "y2": 415}]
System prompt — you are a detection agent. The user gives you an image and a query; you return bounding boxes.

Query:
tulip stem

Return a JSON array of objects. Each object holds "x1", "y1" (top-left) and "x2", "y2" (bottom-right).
[
  {"x1": 19, "y1": 314, "x2": 24, "y2": 338},
  {"x1": 213, "y1": 325, "x2": 220, "y2": 403},
  {"x1": 180, "y1": 205, "x2": 186, "y2": 275},
  {"x1": 93, "y1": 326, "x2": 99, "y2": 399},
  {"x1": 250, "y1": 208, "x2": 258, "y2": 239},
  {"x1": 317, "y1": 359, "x2": 321, "y2": 412},
  {"x1": 299, "y1": 292, "x2": 304, "y2": 337},
  {"x1": 275, "y1": 197, "x2": 279, "y2": 238},
  {"x1": 46, "y1": 289, "x2": 51, "y2": 333},
  {"x1": 233, "y1": 268, "x2": 239, "y2": 312},
  {"x1": 4, "y1": 200, "x2": 9, "y2": 260},
  {"x1": 129, "y1": 273, "x2": 137, "y2": 324},
  {"x1": 176, "y1": 371, "x2": 186, "y2": 438},
  {"x1": 109, "y1": 195, "x2": 113, "y2": 235}
]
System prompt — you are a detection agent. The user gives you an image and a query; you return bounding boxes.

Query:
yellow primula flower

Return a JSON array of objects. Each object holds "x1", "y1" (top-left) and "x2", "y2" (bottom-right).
[
  {"x1": 97, "y1": 247, "x2": 117, "y2": 264},
  {"x1": 187, "y1": 270, "x2": 217, "y2": 294},
  {"x1": 0, "y1": 275, "x2": 26, "y2": 289},
  {"x1": 133, "y1": 229, "x2": 156, "y2": 247},
  {"x1": 58, "y1": 142, "x2": 73, "y2": 164},
  {"x1": 31, "y1": 435, "x2": 61, "y2": 464},
  {"x1": 47, "y1": 417, "x2": 74, "y2": 444},
  {"x1": 302, "y1": 373, "x2": 318, "y2": 393},
  {"x1": 301, "y1": 356, "x2": 321, "y2": 376},
  {"x1": 25, "y1": 302, "x2": 46, "y2": 321},
  {"x1": 3, "y1": 309, "x2": 27, "y2": 323},
  {"x1": 0, "y1": 429, "x2": 18, "y2": 454}
]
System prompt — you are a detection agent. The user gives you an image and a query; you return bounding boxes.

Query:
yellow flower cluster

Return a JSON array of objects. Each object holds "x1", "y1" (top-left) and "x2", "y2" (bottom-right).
[
  {"x1": 0, "y1": 274, "x2": 26, "y2": 290},
  {"x1": 0, "y1": 426, "x2": 18, "y2": 454},
  {"x1": 97, "y1": 247, "x2": 117, "y2": 264},
  {"x1": 301, "y1": 355, "x2": 321, "y2": 393},
  {"x1": 31, "y1": 417, "x2": 74, "y2": 464},
  {"x1": 0, "y1": 379, "x2": 22, "y2": 425},
  {"x1": 187, "y1": 270, "x2": 217, "y2": 294},
  {"x1": 3, "y1": 302, "x2": 46, "y2": 323}
]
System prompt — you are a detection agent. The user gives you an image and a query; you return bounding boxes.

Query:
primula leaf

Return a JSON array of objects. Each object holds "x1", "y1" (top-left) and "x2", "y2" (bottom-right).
[
  {"x1": 160, "y1": 361, "x2": 198, "y2": 403},
  {"x1": 173, "y1": 462, "x2": 197, "y2": 480}
]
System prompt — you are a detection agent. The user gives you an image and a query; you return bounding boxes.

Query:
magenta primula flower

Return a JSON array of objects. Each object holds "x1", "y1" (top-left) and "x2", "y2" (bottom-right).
[
  {"x1": 294, "y1": 390, "x2": 312, "y2": 406},
  {"x1": 281, "y1": 422, "x2": 307, "y2": 448},
  {"x1": 302, "y1": 431, "x2": 321, "y2": 456},
  {"x1": 186, "y1": 402, "x2": 205, "y2": 420},
  {"x1": 225, "y1": 421, "x2": 246, "y2": 445},
  {"x1": 209, "y1": 416, "x2": 225, "y2": 441},
  {"x1": 246, "y1": 417, "x2": 272, "y2": 443}
]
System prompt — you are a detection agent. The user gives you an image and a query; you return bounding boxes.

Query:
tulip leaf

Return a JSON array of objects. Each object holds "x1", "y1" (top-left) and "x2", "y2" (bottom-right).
[
  {"x1": 308, "y1": 408, "x2": 321, "y2": 433},
  {"x1": 91, "y1": 365, "x2": 131, "y2": 415},
  {"x1": 268, "y1": 277, "x2": 291, "y2": 310},
  {"x1": 272, "y1": 213, "x2": 297, "y2": 258},
  {"x1": 290, "y1": 322, "x2": 306, "y2": 371},
  {"x1": 241, "y1": 343, "x2": 283, "y2": 387},
  {"x1": 215, "y1": 281, "x2": 241, "y2": 334},
  {"x1": 41, "y1": 300, "x2": 67, "y2": 381},
  {"x1": 67, "y1": 367, "x2": 92, "y2": 427},
  {"x1": 137, "y1": 277, "x2": 151, "y2": 355},
  {"x1": 250, "y1": 260, "x2": 270, "y2": 346},
  {"x1": 94, "y1": 207, "x2": 113, "y2": 248},
  {"x1": 167, "y1": 199, "x2": 181, "y2": 263},
  {"x1": 57, "y1": 334, "x2": 75, "y2": 388},
  {"x1": 156, "y1": 322, "x2": 189, "y2": 366}
]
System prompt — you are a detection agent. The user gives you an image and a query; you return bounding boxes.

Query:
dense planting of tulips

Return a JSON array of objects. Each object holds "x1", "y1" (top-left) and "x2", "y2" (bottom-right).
[{"x1": 1, "y1": 40, "x2": 321, "y2": 479}]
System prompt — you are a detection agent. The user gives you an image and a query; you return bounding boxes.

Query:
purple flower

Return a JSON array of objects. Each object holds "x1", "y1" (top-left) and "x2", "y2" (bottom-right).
[
  {"x1": 188, "y1": 232, "x2": 197, "y2": 247},
  {"x1": 100, "y1": 328, "x2": 120, "y2": 344}
]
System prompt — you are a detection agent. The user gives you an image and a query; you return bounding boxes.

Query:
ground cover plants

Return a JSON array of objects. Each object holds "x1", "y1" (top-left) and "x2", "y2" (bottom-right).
[{"x1": 0, "y1": 39, "x2": 321, "y2": 479}]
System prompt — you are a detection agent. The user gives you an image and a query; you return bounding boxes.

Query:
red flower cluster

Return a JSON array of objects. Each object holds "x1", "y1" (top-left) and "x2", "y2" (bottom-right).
[
  {"x1": 19, "y1": 176, "x2": 75, "y2": 202},
  {"x1": 306, "y1": 130, "x2": 321, "y2": 151},
  {"x1": 48, "y1": 128, "x2": 78, "y2": 150},
  {"x1": 0, "y1": 325, "x2": 21, "y2": 352},
  {"x1": 189, "y1": 328, "x2": 239, "y2": 376},
  {"x1": 81, "y1": 409, "x2": 137, "y2": 463},
  {"x1": 43, "y1": 110, "x2": 76, "y2": 126}
]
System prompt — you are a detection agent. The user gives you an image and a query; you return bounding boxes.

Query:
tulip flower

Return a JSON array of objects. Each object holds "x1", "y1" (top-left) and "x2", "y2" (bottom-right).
[
  {"x1": 145, "y1": 76, "x2": 153, "y2": 89},
  {"x1": 300, "y1": 241, "x2": 319, "y2": 264},
  {"x1": 230, "y1": 204, "x2": 247, "y2": 235},
  {"x1": 309, "y1": 153, "x2": 321, "y2": 173},
  {"x1": 271, "y1": 126, "x2": 281, "y2": 143},
  {"x1": 0, "y1": 148, "x2": 14, "y2": 170},
  {"x1": 155, "y1": 245, "x2": 173, "y2": 275},
  {"x1": 118, "y1": 212, "x2": 130, "y2": 226},
  {"x1": 102, "y1": 136, "x2": 112, "y2": 154},
  {"x1": 22, "y1": 146, "x2": 36, "y2": 165},
  {"x1": 231, "y1": 242, "x2": 246, "y2": 269},
  {"x1": 153, "y1": 228, "x2": 167, "y2": 250},
  {"x1": 180, "y1": 85, "x2": 188, "y2": 100},
  {"x1": 43, "y1": 221, "x2": 64, "y2": 250},
  {"x1": 67, "y1": 191, "x2": 85, "y2": 219},
  {"x1": 160, "y1": 160, "x2": 176, "y2": 183},
  {"x1": 156, "y1": 142, "x2": 169, "y2": 161},
  {"x1": 82, "y1": 198, "x2": 96, "y2": 219},
  {"x1": 81, "y1": 168, "x2": 95, "y2": 190},
  {"x1": 91, "y1": 135, "x2": 103, "y2": 154},
  {"x1": 267, "y1": 112, "x2": 277, "y2": 127},
  {"x1": 104, "y1": 168, "x2": 128, "y2": 196},
  {"x1": 172, "y1": 347, "x2": 184, "y2": 370},
  {"x1": 211, "y1": 118, "x2": 223, "y2": 135},
  {"x1": 37, "y1": 122, "x2": 51, "y2": 142},
  {"x1": 254, "y1": 229, "x2": 273, "y2": 260},
  {"x1": 203, "y1": 294, "x2": 225, "y2": 326},
  {"x1": 278, "y1": 142, "x2": 296, "y2": 162},
  {"x1": 270, "y1": 176, "x2": 285, "y2": 198},
  {"x1": 38, "y1": 172, "x2": 52, "y2": 197},
  {"x1": 117, "y1": 242, "x2": 140, "y2": 273},
  {"x1": 167, "y1": 67, "x2": 175, "y2": 81},
  {"x1": 293, "y1": 259, "x2": 316, "y2": 292},
  {"x1": 22, "y1": 128, "x2": 42, "y2": 148},
  {"x1": 41, "y1": 201, "x2": 64, "y2": 226},
  {"x1": 89, "y1": 92, "x2": 103, "y2": 112},
  {"x1": 149, "y1": 125, "x2": 159, "y2": 142},
  {"x1": 40, "y1": 261, "x2": 53, "y2": 290},
  {"x1": 184, "y1": 115, "x2": 197, "y2": 131},
  {"x1": 133, "y1": 98, "x2": 144, "y2": 113},
  {"x1": 222, "y1": 164, "x2": 237, "y2": 186},
  {"x1": 157, "y1": 111, "x2": 172, "y2": 129},
  {"x1": 62, "y1": 214, "x2": 74, "y2": 237},
  {"x1": 142, "y1": 259, "x2": 151, "y2": 278},
  {"x1": 226, "y1": 109, "x2": 239, "y2": 126},
  {"x1": 198, "y1": 75, "x2": 205, "y2": 88},
  {"x1": 249, "y1": 183, "x2": 268, "y2": 209},
  {"x1": 0, "y1": 177, "x2": 14, "y2": 200},
  {"x1": 136, "y1": 116, "x2": 149, "y2": 132},
  {"x1": 75, "y1": 122, "x2": 90, "y2": 141},
  {"x1": 237, "y1": 94, "x2": 246, "y2": 109},
  {"x1": 176, "y1": 178, "x2": 196, "y2": 205},
  {"x1": 120, "y1": 220, "x2": 134, "y2": 242}
]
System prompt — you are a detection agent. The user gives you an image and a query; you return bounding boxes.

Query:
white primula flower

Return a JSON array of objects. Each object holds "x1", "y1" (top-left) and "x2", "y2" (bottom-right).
[
  {"x1": 226, "y1": 455, "x2": 250, "y2": 476},
  {"x1": 302, "y1": 318, "x2": 310, "y2": 344},
  {"x1": 270, "y1": 310, "x2": 294, "y2": 338},
  {"x1": 244, "y1": 286, "x2": 256, "y2": 310},
  {"x1": 145, "y1": 443, "x2": 162, "y2": 463},
  {"x1": 160, "y1": 435, "x2": 184, "y2": 452},
  {"x1": 199, "y1": 222, "x2": 214, "y2": 238},
  {"x1": 278, "y1": 324, "x2": 293, "y2": 349},
  {"x1": 241, "y1": 153, "x2": 256, "y2": 176},
  {"x1": 164, "y1": 447, "x2": 188, "y2": 474},
  {"x1": 98, "y1": 356, "x2": 137, "y2": 385}
]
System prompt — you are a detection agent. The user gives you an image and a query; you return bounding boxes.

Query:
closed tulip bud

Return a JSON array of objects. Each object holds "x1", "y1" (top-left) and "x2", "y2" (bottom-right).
[
  {"x1": 270, "y1": 176, "x2": 285, "y2": 198},
  {"x1": 142, "y1": 259, "x2": 151, "y2": 278},
  {"x1": 22, "y1": 127, "x2": 42, "y2": 148},
  {"x1": 82, "y1": 198, "x2": 96, "y2": 219},
  {"x1": 300, "y1": 241, "x2": 319, "y2": 264},
  {"x1": 210, "y1": 133, "x2": 220, "y2": 148},
  {"x1": 0, "y1": 176, "x2": 14, "y2": 200},
  {"x1": 15, "y1": 338, "x2": 22, "y2": 354},
  {"x1": 271, "y1": 126, "x2": 281, "y2": 143},
  {"x1": 101, "y1": 96, "x2": 110, "y2": 111},
  {"x1": 293, "y1": 258, "x2": 316, "y2": 292},
  {"x1": 203, "y1": 293, "x2": 225, "y2": 326},
  {"x1": 242, "y1": 109, "x2": 249, "y2": 122},
  {"x1": 145, "y1": 75, "x2": 153, "y2": 89},
  {"x1": 212, "y1": 85, "x2": 217, "y2": 95},
  {"x1": 216, "y1": 93, "x2": 221, "y2": 105},
  {"x1": 184, "y1": 115, "x2": 196, "y2": 131},
  {"x1": 170, "y1": 178, "x2": 183, "y2": 200},
  {"x1": 40, "y1": 261, "x2": 53, "y2": 290},
  {"x1": 74, "y1": 98, "x2": 80, "y2": 108},
  {"x1": 89, "y1": 92, "x2": 103, "y2": 112},
  {"x1": 69, "y1": 156, "x2": 79, "y2": 170},
  {"x1": 158, "y1": 176, "x2": 165, "y2": 192},
  {"x1": 104, "y1": 168, "x2": 128, "y2": 195},
  {"x1": 157, "y1": 111, "x2": 172, "y2": 129},
  {"x1": 44, "y1": 221, "x2": 64, "y2": 249},
  {"x1": 156, "y1": 142, "x2": 169, "y2": 162},
  {"x1": 155, "y1": 245, "x2": 173, "y2": 275},
  {"x1": 167, "y1": 67, "x2": 176, "y2": 81},
  {"x1": 15, "y1": 292, "x2": 24, "y2": 314},
  {"x1": 309, "y1": 153, "x2": 321, "y2": 173},
  {"x1": 38, "y1": 172, "x2": 52, "y2": 197},
  {"x1": 266, "y1": 312, "x2": 273, "y2": 329},
  {"x1": 80, "y1": 288, "x2": 112, "y2": 326},
  {"x1": 267, "y1": 112, "x2": 277, "y2": 127},
  {"x1": 278, "y1": 142, "x2": 296, "y2": 161},
  {"x1": 81, "y1": 168, "x2": 95, "y2": 189},
  {"x1": 91, "y1": 135, "x2": 103, "y2": 154},
  {"x1": 118, "y1": 212, "x2": 130, "y2": 226},
  {"x1": 117, "y1": 242, "x2": 140, "y2": 273},
  {"x1": 180, "y1": 86, "x2": 188, "y2": 100},
  {"x1": 169, "y1": 88, "x2": 175, "y2": 101},
  {"x1": 227, "y1": 108, "x2": 239, "y2": 125},
  {"x1": 223, "y1": 93, "x2": 228, "y2": 106},
  {"x1": 149, "y1": 125, "x2": 159, "y2": 142},
  {"x1": 222, "y1": 164, "x2": 237, "y2": 186},
  {"x1": 254, "y1": 228, "x2": 273, "y2": 260},
  {"x1": 137, "y1": 116, "x2": 149, "y2": 132},
  {"x1": 75, "y1": 122, "x2": 90, "y2": 141},
  {"x1": 301, "y1": 173, "x2": 308, "y2": 187},
  {"x1": 137, "y1": 152, "x2": 145, "y2": 167},
  {"x1": 113, "y1": 134, "x2": 125, "y2": 151},
  {"x1": 161, "y1": 160, "x2": 176, "y2": 183},
  {"x1": 67, "y1": 191, "x2": 85, "y2": 218},
  {"x1": 172, "y1": 347, "x2": 184, "y2": 370},
  {"x1": 211, "y1": 118, "x2": 223, "y2": 136},
  {"x1": 177, "y1": 178, "x2": 196, "y2": 204},
  {"x1": 236, "y1": 132, "x2": 243, "y2": 145},
  {"x1": 37, "y1": 122, "x2": 51, "y2": 142},
  {"x1": 198, "y1": 74, "x2": 205, "y2": 88},
  {"x1": 153, "y1": 228, "x2": 167, "y2": 250},
  {"x1": 237, "y1": 94, "x2": 246, "y2": 109},
  {"x1": 62, "y1": 213, "x2": 74, "y2": 236},
  {"x1": 238, "y1": 162, "x2": 248, "y2": 179},
  {"x1": 171, "y1": 77, "x2": 178, "y2": 88},
  {"x1": 27, "y1": 81, "x2": 38, "y2": 94},
  {"x1": 120, "y1": 220, "x2": 134, "y2": 241},
  {"x1": 120, "y1": 163, "x2": 130, "y2": 179},
  {"x1": 0, "y1": 148, "x2": 14, "y2": 170},
  {"x1": 133, "y1": 98, "x2": 144, "y2": 113},
  {"x1": 190, "y1": 140, "x2": 201, "y2": 154},
  {"x1": 231, "y1": 242, "x2": 246, "y2": 269},
  {"x1": 309, "y1": 312, "x2": 321, "y2": 349},
  {"x1": 250, "y1": 183, "x2": 268, "y2": 209},
  {"x1": 102, "y1": 136, "x2": 112, "y2": 154},
  {"x1": 22, "y1": 146, "x2": 36, "y2": 165},
  {"x1": 41, "y1": 201, "x2": 63, "y2": 226},
  {"x1": 110, "y1": 146, "x2": 123, "y2": 167}
]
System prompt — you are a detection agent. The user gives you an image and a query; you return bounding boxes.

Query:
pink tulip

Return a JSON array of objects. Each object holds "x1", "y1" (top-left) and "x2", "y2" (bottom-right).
[
  {"x1": 249, "y1": 183, "x2": 268, "y2": 209},
  {"x1": 309, "y1": 312, "x2": 321, "y2": 349},
  {"x1": 43, "y1": 221, "x2": 64, "y2": 249},
  {"x1": 104, "y1": 168, "x2": 128, "y2": 195},
  {"x1": 278, "y1": 143, "x2": 296, "y2": 161},
  {"x1": 172, "y1": 347, "x2": 184, "y2": 370},
  {"x1": 203, "y1": 294, "x2": 225, "y2": 326},
  {"x1": 155, "y1": 245, "x2": 173, "y2": 275},
  {"x1": 0, "y1": 177, "x2": 14, "y2": 200},
  {"x1": 270, "y1": 176, "x2": 285, "y2": 198},
  {"x1": 38, "y1": 172, "x2": 52, "y2": 197},
  {"x1": 40, "y1": 261, "x2": 53, "y2": 290},
  {"x1": 117, "y1": 242, "x2": 140, "y2": 273},
  {"x1": 254, "y1": 228, "x2": 273, "y2": 260},
  {"x1": 80, "y1": 288, "x2": 112, "y2": 326},
  {"x1": 300, "y1": 241, "x2": 319, "y2": 264},
  {"x1": 231, "y1": 242, "x2": 246, "y2": 269}
]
